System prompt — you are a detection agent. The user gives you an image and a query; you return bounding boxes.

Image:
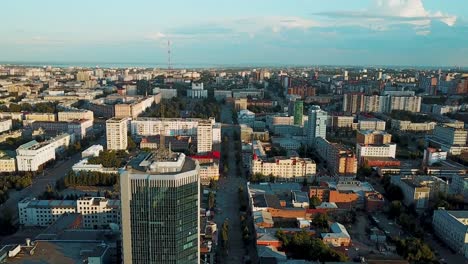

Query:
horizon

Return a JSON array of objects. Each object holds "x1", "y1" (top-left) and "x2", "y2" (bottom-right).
[{"x1": 1, "y1": 0, "x2": 467, "y2": 67}]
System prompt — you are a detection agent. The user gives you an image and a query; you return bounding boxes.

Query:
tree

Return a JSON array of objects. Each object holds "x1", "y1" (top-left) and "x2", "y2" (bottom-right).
[
  {"x1": 309, "y1": 196, "x2": 321, "y2": 208},
  {"x1": 127, "y1": 136, "x2": 137, "y2": 151},
  {"x1": 388, "y1": 200, "x2": 403, "y2": 219},
  {"x1": 312, "y1": 213, "x2": 329, "y2": 229},
  {"x1": 396, "y1": 238, "x2": 435, "y2": 263},
  {"x1": 208, "y1": 191, "x2": 215, "y2": 209}
]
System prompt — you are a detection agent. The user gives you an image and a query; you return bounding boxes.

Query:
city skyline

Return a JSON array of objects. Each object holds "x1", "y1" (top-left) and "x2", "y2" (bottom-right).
[{"x1": 1, "y1": 0, "x2": 467, "y2": 67}]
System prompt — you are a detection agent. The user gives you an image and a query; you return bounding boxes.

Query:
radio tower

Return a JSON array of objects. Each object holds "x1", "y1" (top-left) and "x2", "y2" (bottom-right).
[{"x1": 167, "y1": 40, "x2": 172, "y2": 71}]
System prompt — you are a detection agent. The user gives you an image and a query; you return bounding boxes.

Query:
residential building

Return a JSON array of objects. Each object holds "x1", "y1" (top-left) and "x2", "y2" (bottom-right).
[
  {"x1": 357, "y1": 117, "x2": 386, "y2": 131},
  {"x1": 343, "y1": 93, "x2": 364, "y2": 114},
  {"x1": 390, "y1": 96, "x2": 422, "y2": 112},
  {"x1": 321, "y1": 222, "x2": 351, "y2": 247},
  {"x1": 187, "y1": 82, "x2": 208, "y2": 98},
  {"x1": 197, "y1": 120, "x2": 213, "y2": 153},
  {"x1": 234, "y1": 98, "x2": 248, "y2": 111},
  {"x1": 356, "y1": 143, "x2": 397, "y2": 164},
  {"x1": 106, "y1": 117, "x2": 128, "y2": 150},
  {"x1": 391, "y1": 120, "x2": 437, "y2": 131},
  {"x1": 307, "y1": 105, "x2": 327, "y2": 146},
  {"x1": 423, "y1": 148, "x2": 447, "y2": 166},
  {"x1": 390, "y1": 176, "x2": 430, "y2": 210},
  {"x1": 18, "y1": 197, "x2": 120, "y2": 228},
  {"x1": 25, "y1": 113, "x2": 56, "y2": 122},
  {"x1": 331, "y1": 115, "x2": 354, "y2": 130},
  {"x1": 153, "y1": 87, "x2": 177, "y2": 99},
  {"x1": 130, "y1": 117, "x2": 216, "y2": 138},
  {"x1": 31, "y1": 119, "x2": 93, "y2": 139},
  {"x1": 58, "y1": 110, "x2": 94, "y2": 122},
  {"x1": 432, "y1": 209, "x2": 468, "y2": 258},
  {"x1": 427, "y1": 125, "x2": 468, "y2": 155},
  {"x1": 16, "y1": 134, "x2": 70, "y2": 171},
  {"x1": 0, "y1": 119, "x2": 12, "y2": 133},
  {"x1": 356, "y1": 130, "x2": 392, "y2": 145},
  {"x1": 199, "y1": 162, "x2": 220, "y2": 185},
  {"x1": 0, "y1": 151, "x2": 16, "y2": 172},
  {"x1": 251, "y1": 156, "x2": 316, "y2": 181},
  {"x1": 287, "y1": 86, "x2": 316, "y2": 99},
  {"x1": 114, "y1": 95, "x2": 159, "y2": 119},
  {"x1": 315, "y1": 138, "x2": 357, "y2": 177},
  {"x1": 120, "y1": 151, "x2": 200, "y2": 263},
  {"x1": 82, "y1": 144, "x2": 104, "y2": 158}
]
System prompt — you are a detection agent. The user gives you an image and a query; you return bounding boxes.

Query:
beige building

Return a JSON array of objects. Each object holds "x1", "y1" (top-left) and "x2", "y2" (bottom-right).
[
  {"x1": 0, "y1": 119, "x2": 13, "y2": 133},
  {"x1": 251, "y1": 156, "x2": 316, "y2": 181},
  {"x1": 114, "y1": 95, "x2": 160, "y2": 119},
  {"x1": 391, "y1": 120, "x2": 437, "y2": 131},
  {"x1": 331, "y1": 115, "x2": 354, "y2": 129},
  {"x1": 235, "y1": 98, "x2": 248, "y2": 111},
  {"x1": 199, "y1": 163, "x2": 220, "y2": 185},
  {"x1": 58, "y1": 110, "x2": 94, "y2": 122},
  {"x1": 25, "y1": 113, "x2": 56, "y2": 122},
  {"x1": 0, "y1": 151, "x2": 16, "y2": 172},
  {"x1": 390, "y1": 96, "x2": 421, "y2": 112},
  {"x1": 106, "y1": 117, "x2": 128, "y2": 150},
  {"x1": 356, "y1": 130, "x2": 392, "y2": 145},
  {"x1": 315, "y1": 138, "x2": 357, "y2": 177},
  {"x1": 197, "y1": 120, "x2": 213, "y2": 153}
]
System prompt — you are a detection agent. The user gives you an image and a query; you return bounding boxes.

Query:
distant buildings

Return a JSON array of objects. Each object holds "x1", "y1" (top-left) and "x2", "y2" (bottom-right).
[
  {"x1": 343, "y1": 93, "x2": 364, "y2": 114},
  {"x1": 120, "y1": 151, "x2": 200, "y2": 263},
  {"x1": 106, "y1": 117, "x2": 128, "y2": 150},
  {"x1": 432, "y1": 209, "x2": 468, "y2": 258},
  {"x1": 343, "y1": 93, "x2": 422, "y2": 113},
  {"x1": 187, "y1": 82, "x2": 208, "y2": 99},
  {"x1": 306, "y1": 105, "x2": 327, "y2": 146}
]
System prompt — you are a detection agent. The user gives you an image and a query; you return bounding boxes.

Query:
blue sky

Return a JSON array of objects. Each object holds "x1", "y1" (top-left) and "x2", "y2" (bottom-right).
[{"x1": 0, "y1": 0, "x2": 467, "y2": 66}]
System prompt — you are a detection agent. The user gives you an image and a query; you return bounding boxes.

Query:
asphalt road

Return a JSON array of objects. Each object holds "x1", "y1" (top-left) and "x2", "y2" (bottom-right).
[
  {"x1": 0, "y1": 153, "x2": 82, "y2": 222},
  {"x1": 214, "y1": 105, "x2": 252, "y2": 263}
]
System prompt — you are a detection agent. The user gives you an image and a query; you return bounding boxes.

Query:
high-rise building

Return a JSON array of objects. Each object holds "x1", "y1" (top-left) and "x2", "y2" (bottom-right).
[
  {"x1": 343, "y1": 93, "x2": 364, "y2": 114},
  {"x1": 120, "y1": 150, "x2": 200, "y2": 264},
  {"x1": 106, "y1": 117, "x2": 128, "y2": 150},
  {"x1": 293, "y1": 100, "x2": 304, "y2": 126},
  {"x1": 307, "y1": 105, "x2": 327, "y2": 146},
  {"x1": 197, "y1": 120, "x2": 213, "y2": 153}
]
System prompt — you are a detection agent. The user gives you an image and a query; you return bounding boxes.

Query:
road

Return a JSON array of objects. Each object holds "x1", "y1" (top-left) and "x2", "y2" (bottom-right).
[
  {"x1": 214, "y1": 104, "x2": 254, "y2": 263},
  {"x1": 0, "y1": 153, "x2": 82, "y2": 222}
]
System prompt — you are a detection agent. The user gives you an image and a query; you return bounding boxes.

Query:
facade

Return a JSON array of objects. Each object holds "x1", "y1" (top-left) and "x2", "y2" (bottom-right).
[
  {"x1": 391, "y1": 120, "x2": 437, "y2": 131},
  {"x1": 251, "y1": 156, "x2": 316, "y2": 181},
  {"x1": 433, "y1": 125, "x2": 468, "y2": 146},
  {"x1": 432, "y1": 209, "x2": 468, "y2": 258},
  {"x1": 331, "y1": 115, "x2": 354, "y2": 130},
  {"x1": 106, "y1": 117, "x2": 128, "y2": 150},
  {"x1": 58, "y1": 110, "x2": 94, "y2": 122},
  {"x1": 199, "y1": 162, "x2": 220, "y2": 185},
  {"x1": 390, "y1": 96, "x2": 422, "y2": 112},
  {"x1": 187, "y1": 82, "x2": 208, "y2": 99},
  {"x1": 18, "y1": 197, "x2": 120, "y2": 228},
  {"x1": 31, "y1": 119, "x2": 93, "y2": 139},
  {"x1": 356, "y1": 143, "x2": 397, "y2": 164},
  {"x1": 343, "y1": 93, "x2": 364, "y2": 114},
  {"x1": 16, "y1": 134, "x2": 70, "y2": 171},
  {"x1": 120, "y1": 151, "x2": 200, "y2": 264},
  {"x1": 293, "y1": 100, "x2": 303, "y2": 126},
  {"x1": 234, "y1": 98, "x2": 248, "y2": 111},
  {"x1": 390, "y1": 176, "x2": 430, "y2": 210},
  {"x1": 307, "y1": 105, "x2": 327, "y2": 146},
  {"x1": 315, "y1": 138, "x2": 357, "y2": 177},
  {"x1": 197, "y1": 120, "x2": 213, "y2": 153},
  {"x1": 356, "y1": 130, "x2": 392, "y2": 145},
  {"x1": 0, "y1": 119, "x2": 13, "y2": 133},
  {"x1": 357, "y1": 118, "x2": 386, "y2": 131},
  {"x1": 423, "y1": 148, "x2": 447, "y2": 166},
  {"x1": 25, "y1": 113, "x2": 56, "y2": 122},
  {"x1": 0, "y1": 151, "x2": 16, "y2": 172},
  {"x1": 130, "y1": 117, "x2": 216, "y2": 137}
]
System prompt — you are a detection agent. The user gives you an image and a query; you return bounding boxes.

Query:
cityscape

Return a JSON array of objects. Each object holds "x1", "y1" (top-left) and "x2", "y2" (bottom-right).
[{"x1": 0, "y1": 1, "x2": 468, "y2": 264}]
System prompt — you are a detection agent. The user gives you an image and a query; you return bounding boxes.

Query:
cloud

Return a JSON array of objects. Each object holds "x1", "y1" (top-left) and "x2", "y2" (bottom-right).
[{"x1": 312, "y1": 0, "x2": 457, "y2": 34}]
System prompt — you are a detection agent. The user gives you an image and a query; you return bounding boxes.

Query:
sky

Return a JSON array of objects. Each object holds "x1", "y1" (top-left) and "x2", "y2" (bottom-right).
[{"x1": 0, "y1": 0, "x2": 467, "y2": 67}]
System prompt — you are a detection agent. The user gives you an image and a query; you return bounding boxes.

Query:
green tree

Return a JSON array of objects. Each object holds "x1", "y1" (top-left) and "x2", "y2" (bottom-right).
[
  {"x1": 309, "y1": 196, "x2": 322, "y2": 208},
  {"x1": 312, "y1": 213, "x2": 329, "y2": 229},
  {"x1": 208, "y1": 191, "x2": 215, "y2": 209},
  {"x1": 127, "y1": 136, "x2": 137, "y2": 151},
  {"x1": 396, "y1": 238, "x2": 435, "y2": 263}
]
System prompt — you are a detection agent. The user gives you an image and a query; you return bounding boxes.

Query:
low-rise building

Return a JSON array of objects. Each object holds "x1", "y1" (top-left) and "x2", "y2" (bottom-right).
[
  {"x1": 0, "y1": 151, "x2": 16, "y2": 172},
  {"x1": 0, "y1": 119, "x2": 13, "y2": 133},
  {"x1": 199, "y1": 162, "x2": 220, "y2": 185},
  {"x1": 31, "y1": 119, "x2": 92, "y2": 139},
  {"x1": 390, "y1": 176, "x2": 431, "y2": 210},
  {"x1": 423, "y1": 147, "x2": 447, "y2": 166},
  {"x1": 433, "y1": 209, "x2": 468, "y2": 258},
  {"x1": 24, "y1": 113, "x2": 56, "y2": 122},
  {"x1": 391, "y1": 120, "x2": 437, "y2": 131},
  {"x1": 81, "y1": 144, "x2": 104, "y2": 158},
  {"x1": 321, "y1": 222, "x2": 351, "y2": 247},
  {"x1": 72, "y1": 159, "x2": 119, "y2": 174},
  {"x1": 58, "y1": 109, "x2": 94, "y2": 122},
  {"x1": 356, "y1": 143, "x2": 397, "y2": 165}
]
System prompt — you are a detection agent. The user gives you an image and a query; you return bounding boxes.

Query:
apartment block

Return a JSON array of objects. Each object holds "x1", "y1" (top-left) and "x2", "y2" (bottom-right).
[
  {"x1": 0, "y1": 119, "x2": 13, "y2": 133},
  {"x1": 331, "y1": 115, "x2": 354, "y2": 130},
  {"x1": 16, "y1": 134, "x2": 70, "y2": 171},
  {"x1": 356, "y1": 143, "x2": 396, "y2": 164},
  {"x1": 433, "y1": 209, "x2": 468, "y2": 258},
  {"x1": 315, "y1": 138, "x2": 357, "y2": 177},
  {"x1": 0, "y1": 151, "x2": 16, "y2": 172},
  {"x1": 356, "y1": 130, "x2": 392, "y2": 145},
  {"x1": 106, "y1": 117, "x2": 128, "y2": 150},
  {"x1": 251, "y1": 156, "x2": 316, "y2": 181},
  {"x1": 391, "y1": 120, "x2": 437, "y2": 131},
  {"x1": 58, "y1": 109, "x2": 94, "y2": 122},
  {"x1": 31, "y1": 119, "x2": 93, "y2": 139},
  {"x1": 390, "y1": 176, "x2": 430, "y2": 210},
  {"x1": 25, "y1": 113, "x2": 56, "y2": 122}
]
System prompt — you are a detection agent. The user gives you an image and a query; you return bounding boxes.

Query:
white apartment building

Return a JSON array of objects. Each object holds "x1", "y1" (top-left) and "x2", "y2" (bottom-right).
[
  {"x1": 72, "y1": 159, "x2": 119, "y2": 174},
  {"x1": 106, "y1": 117, "x2": 128, "y2": 150},
  {"x1": 391, "y1": 120, "x2": 437, "y2": 131},
  {"x1": 390, "y1": 96, "x2": 422, "y2": 112},
  {"x1": 356, "y1": 143, "x2": 396, "y2": 164},
  {"x1": 197, "y1": 120, "x2": 213, "y2": 153},
  {"x1": 82, "y1": 144, "x2": 104, "y2": 158},
  {"x1": 212, "y1": 123, "x2": 221, "y2": 143},
  {"x1": 433, "y1": 209, "x2": 468, "y2": 258},
  {"x1": 58, "y1": 109, "x2": 94, "y2": 122},
  {"x1": 18, "y1": 197, "x2": 120, "y2": 228},
  {"x1": 307, "y1": 105, "x2": 327, "y2": 146},
  {"x1": 16, "y1": 134, "x2": 70, "y2": 171},
  {"x1": 0, "y1": 119, "x2": 12, "y2": 133},
  {"x1": 153, "y1": 88, "x2": 177, "y2": 99},
  {"x1": 251, "y1": 156, "x2": 316, "y2": 181}
]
